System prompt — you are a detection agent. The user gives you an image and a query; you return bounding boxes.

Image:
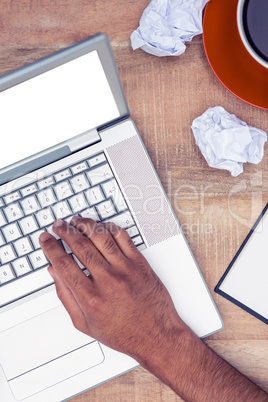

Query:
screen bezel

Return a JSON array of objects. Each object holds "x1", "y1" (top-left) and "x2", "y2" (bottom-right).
[
  {"x1": 0, "y1": 34, "x2": 129, "y2": 184},
  {"x1": 0, "y1": 34, "x2": 129, "y2": 126}
]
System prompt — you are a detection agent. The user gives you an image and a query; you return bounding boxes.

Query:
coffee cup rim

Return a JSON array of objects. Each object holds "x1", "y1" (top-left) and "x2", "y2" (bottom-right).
[{"x1": 237, "y1": 0, "x2": 268, "y2": 69}]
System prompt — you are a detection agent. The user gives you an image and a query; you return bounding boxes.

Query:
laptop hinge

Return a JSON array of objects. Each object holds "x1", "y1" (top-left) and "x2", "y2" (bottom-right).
[{"x1": 68, "y1": 128, "x2": 100, "y2": 153}]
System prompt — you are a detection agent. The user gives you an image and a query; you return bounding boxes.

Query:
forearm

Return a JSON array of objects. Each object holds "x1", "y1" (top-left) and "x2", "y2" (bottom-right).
[
  {"x1": 136, "y1": 322, "x2": 268, "y2": 402},
  {"x1": 40, "y1": 219, "x2": 267, "y2": 402}
]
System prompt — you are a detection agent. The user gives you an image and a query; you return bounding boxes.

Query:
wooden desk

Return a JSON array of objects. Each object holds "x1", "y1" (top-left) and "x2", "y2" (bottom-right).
[{"x1": 1, "y1": 1, "x2": 267, "y2": 400}]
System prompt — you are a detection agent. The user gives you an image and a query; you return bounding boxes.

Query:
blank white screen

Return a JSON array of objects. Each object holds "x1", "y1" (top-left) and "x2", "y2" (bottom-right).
[{"x1": 0, "y1": 50, "x2": 120, "y2": 170}]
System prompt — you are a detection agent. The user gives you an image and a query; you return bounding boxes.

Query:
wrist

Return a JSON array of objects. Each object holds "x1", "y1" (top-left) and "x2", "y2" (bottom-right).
[
  {"x1": 131, "y1": 314, "x2": 205, "y2": 399},
  {"x1": 134, "y1": 313, "x2": 194, "y2": 375}
]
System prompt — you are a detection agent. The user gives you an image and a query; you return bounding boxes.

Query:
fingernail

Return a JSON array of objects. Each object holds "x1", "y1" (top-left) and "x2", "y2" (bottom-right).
[
  {"x1": 39, "y1": 232, "x2": 54, "y2": 243},
  {"x1": 70, "y1": 216, "x2": 81, "y2": 225},
  {"x1": 53, "y1": 219, "x2": 65, "y2": 228}
]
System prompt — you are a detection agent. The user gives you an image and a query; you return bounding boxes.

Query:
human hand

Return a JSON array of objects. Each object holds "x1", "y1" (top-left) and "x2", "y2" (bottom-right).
[
  {"x1": 39, "y1": 218, "x2": 267, "y2": 402},
  {"x1": 39, "y1": 217, "x2": 187, "y2": 363}
]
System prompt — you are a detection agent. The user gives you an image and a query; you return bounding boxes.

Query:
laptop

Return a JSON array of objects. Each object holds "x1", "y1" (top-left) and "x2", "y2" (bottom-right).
[{"x1": 0, "y1": 34, "x2": 223, "y2": 401}]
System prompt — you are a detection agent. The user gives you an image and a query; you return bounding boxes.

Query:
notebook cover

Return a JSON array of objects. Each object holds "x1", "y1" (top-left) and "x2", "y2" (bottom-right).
[{"x1": 215, "y1": 203, "x2": 268, "y2": 325}]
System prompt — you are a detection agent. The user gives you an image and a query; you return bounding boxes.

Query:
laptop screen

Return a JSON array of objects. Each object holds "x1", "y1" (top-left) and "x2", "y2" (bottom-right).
[{"x1": 0, "y1": 50, "x2": 120, "y2": 170}]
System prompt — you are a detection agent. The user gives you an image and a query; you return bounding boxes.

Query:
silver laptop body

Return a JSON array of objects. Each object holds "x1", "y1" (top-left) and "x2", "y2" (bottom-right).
[{"x1": 0, "y1": 34, "x2": 223, "y2": 402}]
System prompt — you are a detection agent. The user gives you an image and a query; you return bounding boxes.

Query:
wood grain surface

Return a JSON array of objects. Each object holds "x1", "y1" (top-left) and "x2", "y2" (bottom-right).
[{"x1": 0, "y1": 0, "x2": 267, "y2": 400}]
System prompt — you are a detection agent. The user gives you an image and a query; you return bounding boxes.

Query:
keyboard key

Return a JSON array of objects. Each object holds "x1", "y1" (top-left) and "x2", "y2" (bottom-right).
[
  {"x1": 85, "y1": 186, "x2": 105, "y2": 206},
  {"x1": 87, "y1": 164, "x2": 113, "y2": 186},
  {"x1": 37, "y1": 189, "x2": 57, "y2": 208},
  {"x1": 19, "y1": 216, "x2": 39, "y2": 235},
  {"x1": 64, "y1": 215, "x2": 75, "y2": 224},
  {"x1": 96, "y1": 200, "x2": 116, "y2": 220},
  {"x1": 73, "y1": 255, "x2": 89, "y2": 275},
  {"x1": 101, "y1": 179, "x2": 118, "y2": 198},
  {"x1": 4, "y1": 203, "x2": 24, "y2": 223},
  {"x1": 4, "y1": 191, "x2": 21, "y2": 204},
  {"x1": 70, "y1": 173, "x2": 90, "y2": 193},
  {"x1": 0, "y1": 244, "x2": 17, "y2": 264},
  {"x1": 54, "y1": 181, "x2": 73, "y2": 200},
  {"x1": 54, "y1": 169, "x2": 71, "y2": 182},
  {"x1": 69, "y1": 193, "x2": 88, "y2": 213},
  {"x1": 137, "y1": 244, "x2": 146, "y2": 252},
  {"x1": 21, "y1": 184, "x2": 37, "y2": 197},
  {"x1": 29, "y1": 249, "x2": 48, "y2": 269},
  {"x1": 0, "y1": 264, "x2": 15, "y2": 284},
  {"x1": 14, "y1": 237, "x2": 33, "y2": 256},
  {"x1": 35, "y1": 208, "x2": 55, "y2": 227},
  {"x1": 104, "y1": 211, "x2": 135, "y2": 229},
  {"x1": 73, "y1": 254, "x2": 84, "y2": 269},
  {"x1": 52, "y1": 201, "x2": 72, "y2": 219},
  {"x1": 71, "y1": 162, "x2": 88, "y2": 175},
  {"x1": 12, "y1": 257, "x2": 32, "y2": 277},
  {"x1": 88, "y1": 153, "x2": 106, "y2": 167},
  {"x1": 102, "y1": 179, "x2": 127, "y2": 212},
  {"x1": 20, "y1": 195, "x2": 40, "y2": 215},
  {"x1": 0, "y1": 232, "x2": 5, "y2": 246},
  {"x1": 131, "y1": 235, "x2": 143, "y2": 247},
  {"x1": 0, "y1": 198, "x2": 4, "y2": 207},
  {"x1": 126, "y1": 226, "x2": 139, "y2": 238},
  {"x1": 37, "y1": 176, "x2": 54, "y2": 189},
  {"x1": 46, "y1": 225, "x2": 60, "y2": 240},
  {"x1": 0, "y1": 211, "x2": 6, "y2": 227},
  {"x1": 79, "y1": 207, "x2": 99, "y2": 221},
  {"x1": 30, "y1": 230, "x2": 44, "y2": 249},
  {"x1": 2, "y1": 223, "x2": 22, "y2": 242},
  {"x1": 62, "y1": 240, "x2": 72, "y2": 254}
]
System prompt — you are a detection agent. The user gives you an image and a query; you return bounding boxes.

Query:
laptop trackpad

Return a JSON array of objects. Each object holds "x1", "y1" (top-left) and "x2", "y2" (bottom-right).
[{"x1": 0, "y1": 306, "x2": 104, "y2": 400}]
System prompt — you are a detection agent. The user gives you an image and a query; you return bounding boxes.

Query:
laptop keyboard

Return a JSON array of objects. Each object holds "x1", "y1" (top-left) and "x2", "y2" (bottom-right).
[{"x1": 0, "y1": 152, "x2": 145, "y2": 307}]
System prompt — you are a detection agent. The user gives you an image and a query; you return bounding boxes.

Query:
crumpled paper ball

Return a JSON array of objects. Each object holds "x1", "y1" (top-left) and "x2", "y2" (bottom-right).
[
  {"x1": 130, "y1": 0, "x2": 210, "y2": 57},
  {"x1": 191, "y1": 106, "x2": 267, "y2": 177}
]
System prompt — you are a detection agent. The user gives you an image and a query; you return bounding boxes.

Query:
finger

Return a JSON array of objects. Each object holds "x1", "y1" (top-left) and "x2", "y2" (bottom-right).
[
  {"x1": 69, "y1": 216, "x2": 127, "y2": 265},
  {"x1": 52, "y1": 220, "x2": 110, "y2": 277},
  {"x1": 102, "y1": 221, "x2": 141, "y2": 259},
  {"x1": 39, "y1": 232, "x2": 93, "y2": 307},
  {"x1": 48, "y1": 266, "x2": 89, "y2": 335}
]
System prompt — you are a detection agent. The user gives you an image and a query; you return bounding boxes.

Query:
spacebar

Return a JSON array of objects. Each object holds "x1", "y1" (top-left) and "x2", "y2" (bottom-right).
[{"x1": 0, "y1": 267, "x2": 54, "y2": 308}]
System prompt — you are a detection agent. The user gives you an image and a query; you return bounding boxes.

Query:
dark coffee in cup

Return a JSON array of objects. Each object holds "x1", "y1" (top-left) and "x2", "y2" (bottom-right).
[
  {"x1": 243, "y1": 0, "x2": 268, "y2": 62},
  {"x1": 237, "y1": 0, "x2": 268, "y2": 68}
]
